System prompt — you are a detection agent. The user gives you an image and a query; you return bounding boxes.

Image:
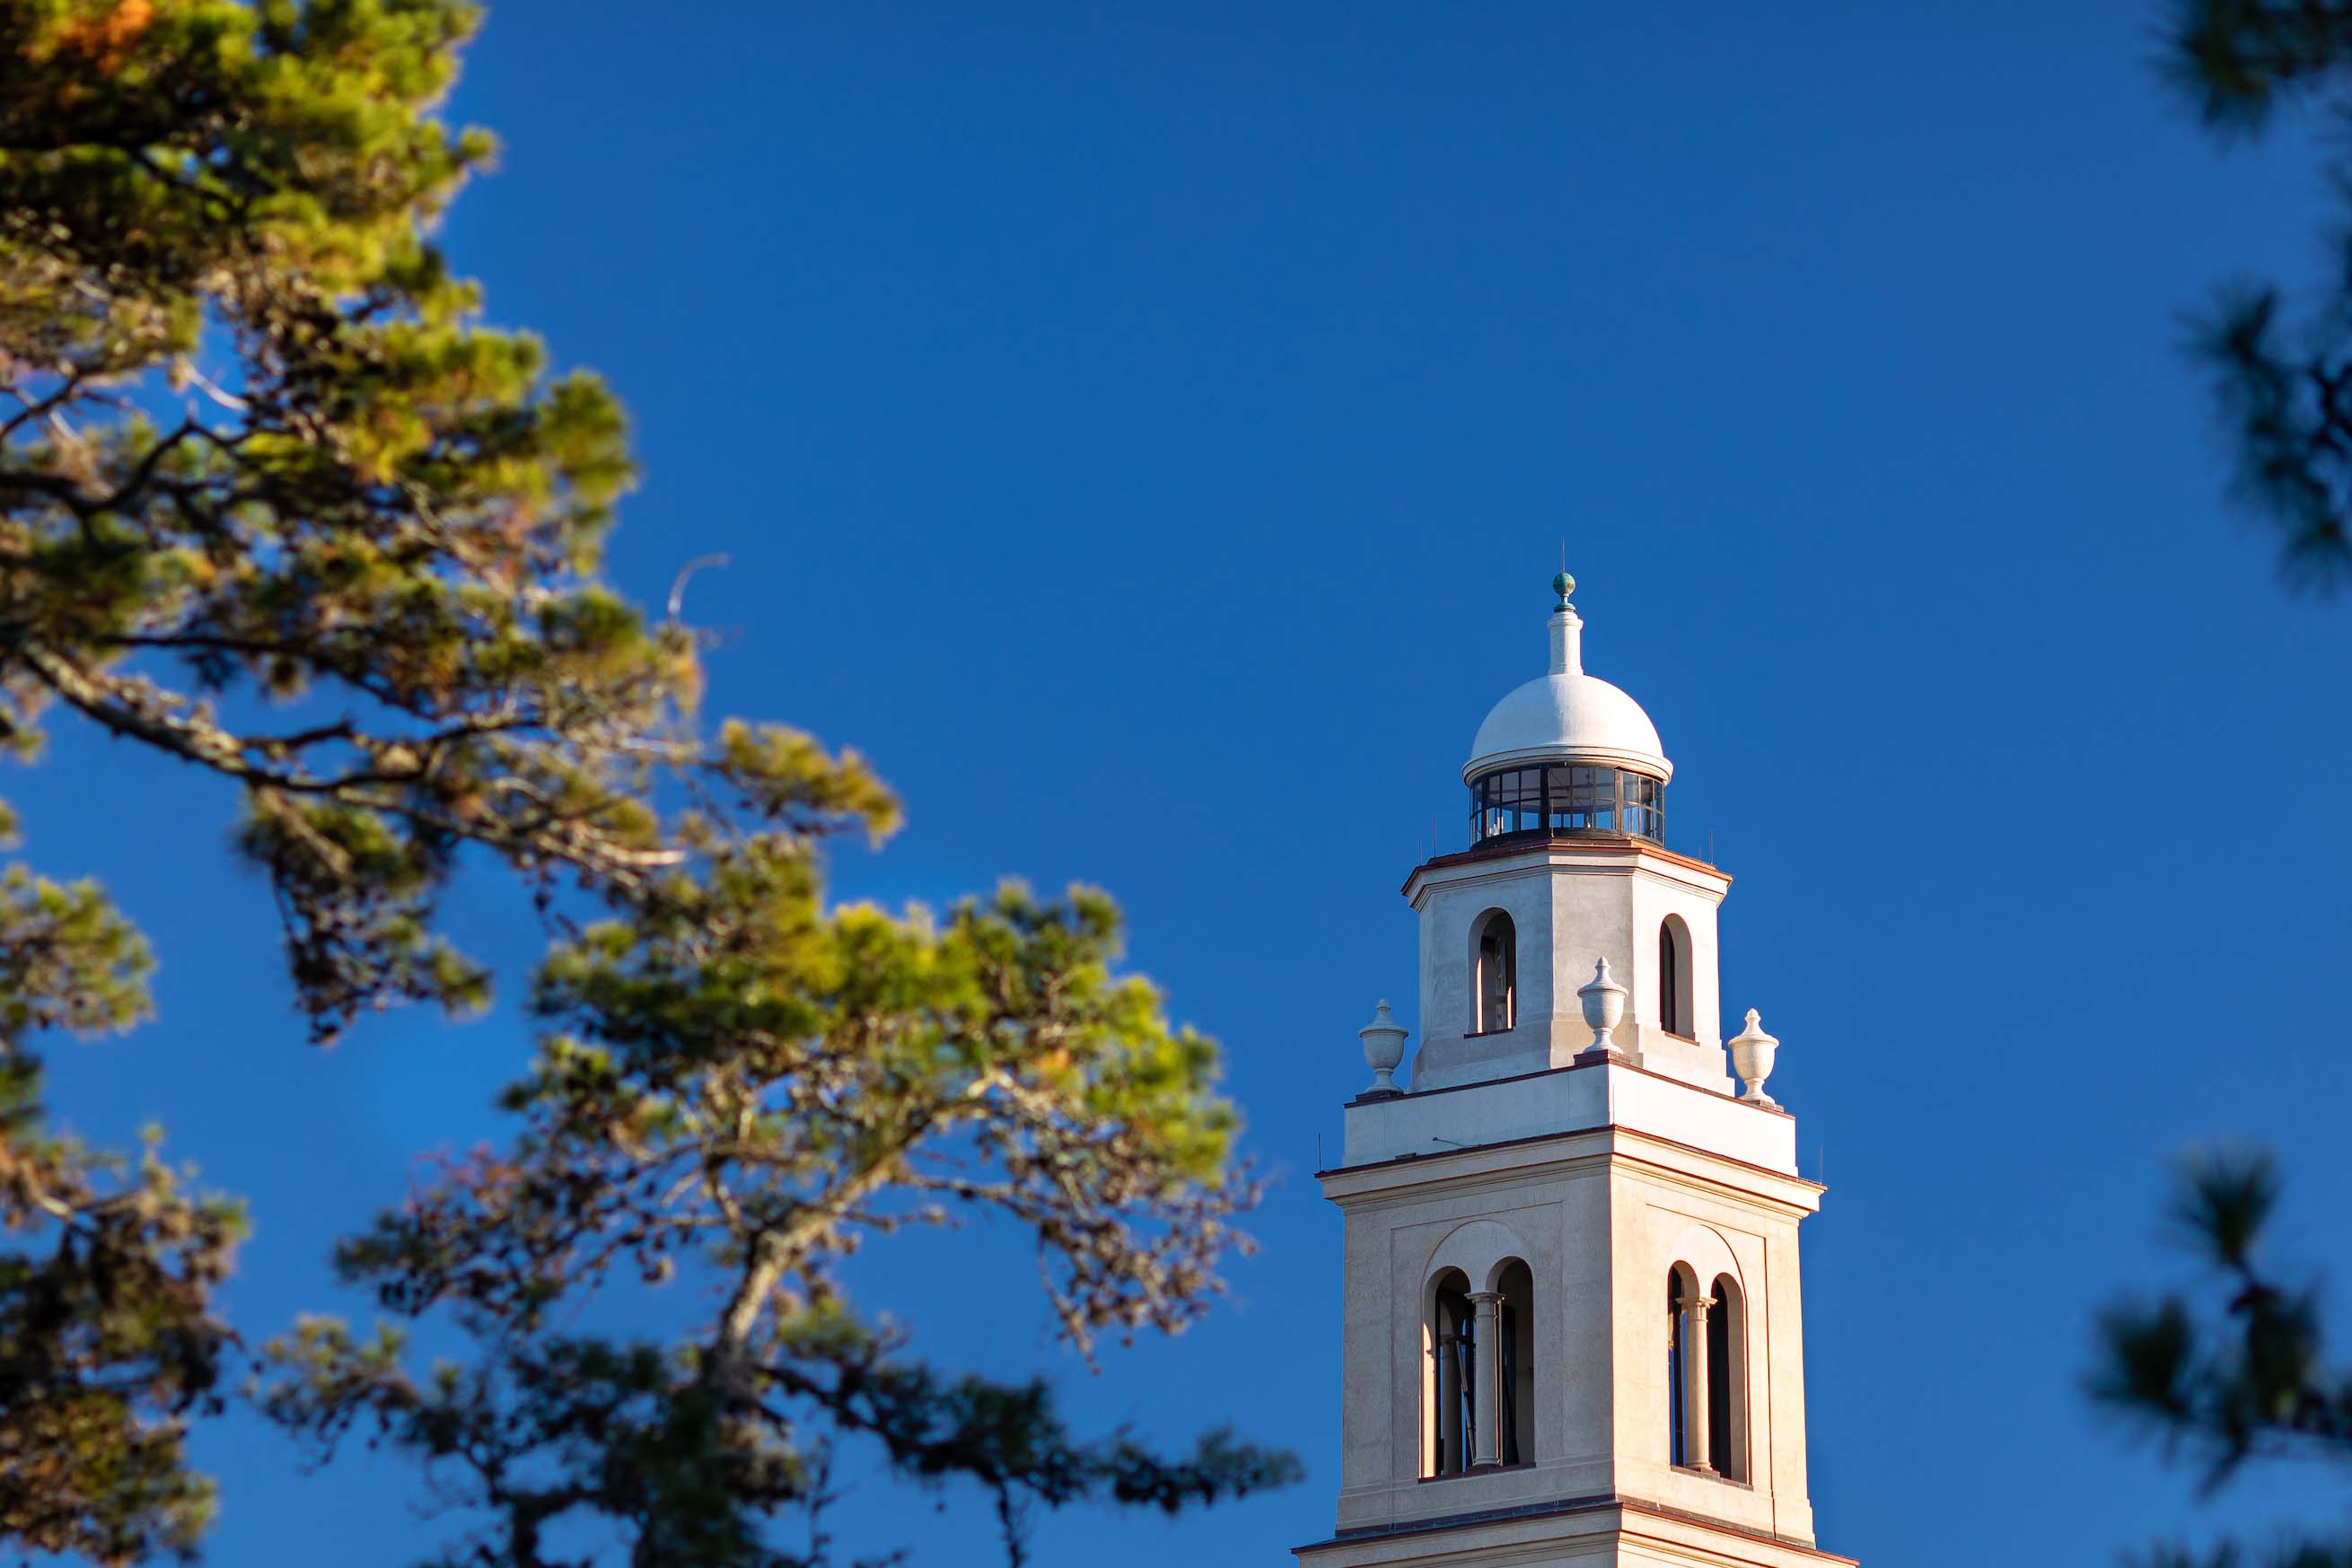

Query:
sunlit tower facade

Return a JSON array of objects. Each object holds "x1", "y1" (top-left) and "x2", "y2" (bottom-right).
[{"x1": 1296, "y1": 574, "x2": 1852, "y2": 1568}]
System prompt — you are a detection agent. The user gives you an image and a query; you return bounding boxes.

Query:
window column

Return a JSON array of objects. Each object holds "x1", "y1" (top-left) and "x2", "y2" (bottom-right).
[
  {"x1": 1469, "y1": 1290, "x2": 1504, "y2": 1468},
  {"x1": 1677, "y1": 1286, "x2": 1716, "y2": 1476}
]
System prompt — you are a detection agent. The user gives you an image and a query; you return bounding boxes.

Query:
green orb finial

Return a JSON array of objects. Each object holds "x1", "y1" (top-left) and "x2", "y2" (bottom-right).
[{"x1": 1552, "y1": 570, "x2": 1575, "y2": 607}]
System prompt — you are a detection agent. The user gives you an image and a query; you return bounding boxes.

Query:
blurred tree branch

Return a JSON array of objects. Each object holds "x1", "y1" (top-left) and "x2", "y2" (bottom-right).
[
  {"x1": 2170, "y1": 0, "x2": 2352, "y2": 591},
  {"x1": 2093, "y1": 1152, "x2": 2352, "y2": 1565},
  {"x1": 2091, "y1": 11, "x2": 2352, "y2": 1560}
]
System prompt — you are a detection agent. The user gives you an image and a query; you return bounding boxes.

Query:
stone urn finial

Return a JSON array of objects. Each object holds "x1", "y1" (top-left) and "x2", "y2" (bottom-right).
[
  {"x1": 1729, "y1": 1007, "x2": 1780, "y2": 1108},
  {"x1": 1358, "y1": 999, "x2": 1409, "y2": 1096},
  {"x1": 1575, "y1": 958, "x2": 1628, "y2": 1060}
]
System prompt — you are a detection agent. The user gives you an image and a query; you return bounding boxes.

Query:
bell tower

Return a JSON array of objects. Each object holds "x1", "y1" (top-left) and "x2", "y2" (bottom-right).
[{"x1": 1296, "y1": 576, "x2": 1852, "y2": 1568}]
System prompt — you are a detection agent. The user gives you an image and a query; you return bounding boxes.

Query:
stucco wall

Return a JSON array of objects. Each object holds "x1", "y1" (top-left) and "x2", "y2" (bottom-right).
[
  {"x1": 1341, "y1": 1058, "x2": 1797, "y2": 1172},
  {"x1": 1321, "y1": 1108, "x2": 1819, "y2": 1545},
  {"x1": 1607, "y1": 1161, "x2": 1815, "y2": 1545}
]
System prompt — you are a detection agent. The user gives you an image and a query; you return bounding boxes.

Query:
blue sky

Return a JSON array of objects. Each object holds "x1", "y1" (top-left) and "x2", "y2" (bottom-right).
[{"x1": 26, "y1": 1, "x2": 2352, "y2": 1564}]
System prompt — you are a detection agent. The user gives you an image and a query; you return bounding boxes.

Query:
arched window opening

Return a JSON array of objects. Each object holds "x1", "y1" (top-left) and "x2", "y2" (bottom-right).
[
  {"x1": 1424, "y1": 1272, "x2": 1476, "y2": 1476},
  {"x1": 1665, "y1": 1266, "x2": 1697, "y2": 1468},
  {"x1": 1472, "y1": 913, "x2": 1515, "y2": 1035},
  {"x1": 1425, "y1": 1260, "x2": 1536, "y2": 1476},
  {"x1": 1495, "y1": 1259, "x2": 1535, "y2": 1467},
  {"x1": 1708, "y1": 1276, "x2": 1749, "y2": 1482},
  {"x1": 1667, "y1": 1262, "x2": 1749, "y2": 1483},
  {"x1": 1659, "y1": 915, "x2": 1693, "y2": 1039}
]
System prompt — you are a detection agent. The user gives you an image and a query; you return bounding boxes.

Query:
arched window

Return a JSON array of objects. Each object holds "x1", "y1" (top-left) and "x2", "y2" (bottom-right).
[
  {"x1": 1423, "y1": 1260, "x2": 1536, "y2": 1476},
  {"x1": 1472, "y1": 912, "x2": 1515, "y2": 1035},
  {"x1": 1658, "y1": 915, "x2": 1692, "y2": 1039},
  {"x1": 1666, "y1": 1265, "x2": 1697, "y2": 1467},
  {"x1": 1495, "y1": 1259, "x2": 1535, "y2": 1467},
  {"x1": 1708, "y1": 1276, "x2": 1749, "y2": 1482},
  {"x1": 1666, "y1": 1263, "x2": 1748, "y2": 1482},
  {"x1": 1424, "y1": 1271, "x2": 1475, "y2": 1476}
]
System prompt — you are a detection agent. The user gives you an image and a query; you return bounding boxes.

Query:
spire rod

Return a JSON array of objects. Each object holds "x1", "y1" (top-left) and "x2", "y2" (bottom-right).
[{"x1": 1549, "y1": 570, "x2": 1583, "y2": 675}]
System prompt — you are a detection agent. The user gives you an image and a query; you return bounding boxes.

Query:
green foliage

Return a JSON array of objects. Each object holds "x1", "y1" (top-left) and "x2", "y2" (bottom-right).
[
  {"x1": 2092, "y1": 1152, "x2": 2352, "y2": 1567},
  {"x1": 264, "y1": 1315, "x2": 1296, "y2": 1568},
  {"x1": 2163, "y1": 0, "x2": 2352, "y2": 591},
  {"x1": 0, "y1": 0, "x2": 1290, "y2": 1560},
  {"x1": 0, "y1": 854, "x2": 240, "y2": 1564},
  {"x1": 0, "y1": 0, "x2": 699, "y2": 1037},
  {"x1": 260, "y1": 876, "x2": 1291, "y2": 1565}
]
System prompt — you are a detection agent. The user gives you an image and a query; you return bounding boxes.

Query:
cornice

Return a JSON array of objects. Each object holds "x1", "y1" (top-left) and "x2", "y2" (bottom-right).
[
  {"x1": 1293, "y1": 1492, "x2": 1854, "y2": 1567},
  {"x1": 1401, "y1": 834, "x2": 1731, "y2": 905},
  {"x1": 1318, "y1": 1122, "x2": 1824, "y2": 1218}
]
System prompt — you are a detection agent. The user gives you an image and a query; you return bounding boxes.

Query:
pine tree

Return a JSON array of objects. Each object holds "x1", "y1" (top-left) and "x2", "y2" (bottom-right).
[
  {"x1": 0, "y1": 3, "x2": 1294, "y2": 1561},
  {"x1": 2086, "y1": 13, "x2": 2352, "y2": 1563},
  {"x1": 2092, "y1": 1154, "x2": 2352, "y2": 1568}
]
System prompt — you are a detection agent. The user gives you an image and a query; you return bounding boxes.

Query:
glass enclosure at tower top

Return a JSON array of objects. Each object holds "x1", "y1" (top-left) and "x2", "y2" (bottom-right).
[{"x1": 1468, "y1": 762, "x2": 1664, "y2": 845}]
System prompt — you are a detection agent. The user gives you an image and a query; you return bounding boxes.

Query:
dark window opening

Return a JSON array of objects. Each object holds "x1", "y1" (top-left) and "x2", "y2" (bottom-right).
[
  {"x1": 1707, "y1": 1279, "x2": 1733, "y2": 1476},
  {"x1": 1659, "y1": 915, "x2": 1691, "y2": 1038},
  {"x1": 1496, "y1": 1259, "x2": 1535, "y2": 1467},
  {"x1": 1430, "y1": 1276, "x2": 1476, "y2": 1476},
  {"x1": 1474, "y1": 914, "x2": 1515, "y2": 1035},
  {"x1": 1666, "y1": 1273, "x2": 1689, "y2": 1467}
]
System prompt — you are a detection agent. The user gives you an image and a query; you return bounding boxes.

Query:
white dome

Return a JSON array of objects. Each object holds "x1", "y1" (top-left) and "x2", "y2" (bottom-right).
[
  {"x1": 1461, "y1": 577, "x2": 1672, "y2": 783},
  {"x1": 1463, "y1": 670, "x2": 1671, "y2": 782}
]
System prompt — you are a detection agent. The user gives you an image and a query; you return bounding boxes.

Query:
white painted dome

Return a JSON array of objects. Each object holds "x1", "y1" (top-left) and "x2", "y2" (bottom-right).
[{"x1": 1461, "y1": 577, "x2": 1672, "y2": 784}]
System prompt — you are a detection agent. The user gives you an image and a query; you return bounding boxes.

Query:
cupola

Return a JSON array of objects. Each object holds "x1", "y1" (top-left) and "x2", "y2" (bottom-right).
[
  {"x1": 1463, "y1": 574, "x2": 1671, "y2": 847},
  {"x1": 1402, "y1": 573, "x2": 1725, "y2": 1094}
]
